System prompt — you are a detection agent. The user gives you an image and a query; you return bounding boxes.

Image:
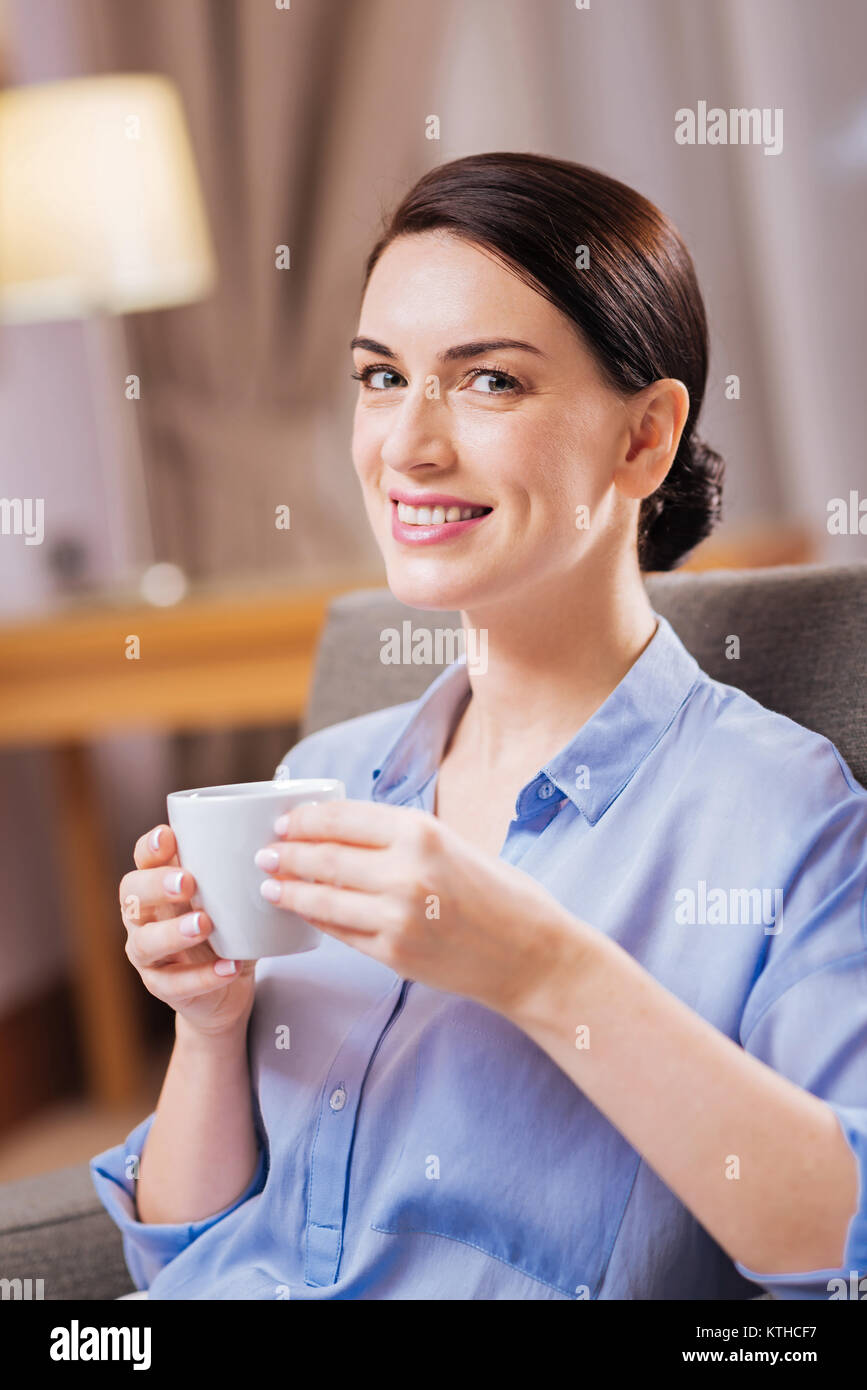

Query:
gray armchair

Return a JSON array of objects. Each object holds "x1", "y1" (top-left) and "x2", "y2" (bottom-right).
[{"x1": 2, "y1": 562, "x2": 863, "y2": 1299}]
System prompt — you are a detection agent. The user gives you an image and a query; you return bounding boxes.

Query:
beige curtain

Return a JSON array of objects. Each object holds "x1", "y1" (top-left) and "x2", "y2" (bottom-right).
[
  {"x1": 75, "y1": 0, "x2": 867, "y2": 571},
  {"x1": 79, "y1": 0, "x2": 451, "y2": 580}
]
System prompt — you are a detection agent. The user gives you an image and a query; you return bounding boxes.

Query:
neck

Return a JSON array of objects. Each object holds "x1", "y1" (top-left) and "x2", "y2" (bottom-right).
[{"x1": 450, "y1": 553, "x2": 658, "y2": 771}]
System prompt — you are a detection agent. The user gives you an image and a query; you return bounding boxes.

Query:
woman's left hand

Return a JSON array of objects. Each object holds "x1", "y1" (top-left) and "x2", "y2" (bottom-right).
[{"x1": 255, "y1": 799, "x2": 588, "y2": 1018}]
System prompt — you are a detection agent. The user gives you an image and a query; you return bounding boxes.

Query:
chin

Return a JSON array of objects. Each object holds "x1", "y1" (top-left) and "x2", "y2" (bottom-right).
[{"x1": 384, "y1": 560, "x2": 476, "y2": 614}]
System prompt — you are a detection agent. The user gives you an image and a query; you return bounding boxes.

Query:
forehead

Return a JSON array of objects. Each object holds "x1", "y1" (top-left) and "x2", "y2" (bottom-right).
[{"x1": 358, "y1": 231, "x2": 573, "y2": 349}]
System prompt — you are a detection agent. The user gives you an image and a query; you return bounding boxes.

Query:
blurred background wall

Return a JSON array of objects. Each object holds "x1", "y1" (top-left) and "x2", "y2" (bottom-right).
[{"x1": 0, "y1": 0, "x2": 864, "y2": 1167}]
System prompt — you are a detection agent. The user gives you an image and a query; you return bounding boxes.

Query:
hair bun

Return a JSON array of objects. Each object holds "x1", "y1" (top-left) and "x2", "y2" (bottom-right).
[{"x1": 638, "y1": 434, "x2": 725, "y2": 572}]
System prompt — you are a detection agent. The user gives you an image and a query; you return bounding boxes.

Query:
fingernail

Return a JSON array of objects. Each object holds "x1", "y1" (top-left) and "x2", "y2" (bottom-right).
[
  {"x1": 179, "y1": 911, "x2": 204, "y2": 938},
  {"x1": 260, "y1": 878, "x2": 282, "y2": 902},
  {"x1": 149, "y1": 827, "x2": 163, "y2": 852},
  {"x1": 254, "y1": 848, "x2": 280, "y2": 871},
  {"x1": 163, "y1": 870, "x2": 185, "y2": 896},
  {"x1": 273, "y1": 814, "x2": 291, "y2": 835},
  {"x1": 213, "y1": 958, "x2": 237, "y2": 976}
]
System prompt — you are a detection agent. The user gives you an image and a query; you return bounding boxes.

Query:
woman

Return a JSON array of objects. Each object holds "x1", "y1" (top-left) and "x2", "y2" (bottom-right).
[{"x1": 93, "y1": 152, "x2": 867, "y2": 1301}]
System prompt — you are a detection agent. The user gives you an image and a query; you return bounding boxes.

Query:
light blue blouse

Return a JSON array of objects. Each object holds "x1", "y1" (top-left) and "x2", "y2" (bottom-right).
[{"x1": 91, "y1": 613, "x2": 867, "y2": 1299}]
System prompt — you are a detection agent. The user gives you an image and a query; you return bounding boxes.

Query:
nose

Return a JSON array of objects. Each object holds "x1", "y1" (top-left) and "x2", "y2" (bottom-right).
[{"x1": 378, "y1": 383, "x2": 457, "y2": 476}]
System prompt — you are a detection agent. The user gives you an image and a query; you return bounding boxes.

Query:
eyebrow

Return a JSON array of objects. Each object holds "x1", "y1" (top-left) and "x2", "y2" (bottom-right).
[{"x1": 349, "y1": 336, "x2": 547, "y2": 362}]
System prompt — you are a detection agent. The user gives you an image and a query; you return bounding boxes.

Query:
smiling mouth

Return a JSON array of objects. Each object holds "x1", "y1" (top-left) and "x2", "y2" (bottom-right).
[{"x1": 394, "y1": 501, "x2": 492, "y2": 525}]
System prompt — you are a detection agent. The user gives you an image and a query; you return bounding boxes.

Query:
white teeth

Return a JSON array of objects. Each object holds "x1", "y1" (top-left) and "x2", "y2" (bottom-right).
[{"x1": 396, "y1": 501, "x2": 489, "y2": 525}]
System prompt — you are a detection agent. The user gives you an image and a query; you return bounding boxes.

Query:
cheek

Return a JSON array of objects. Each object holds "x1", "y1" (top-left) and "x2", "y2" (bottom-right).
[
  {"x1": 350, "y1": 409, "x2": 378, "y2": 480},
  {"x1": 349, "y1": 429, "x2": 385, "y2": 529},
  {"x1": 456, "y1": 411, "x2": 583, "y2": 518},
  {"x1": 542, "y1": 405, "x2": 618, "y2": 505},
  {"x1": 453, "y1": 409, "x2": 554, "y2": 497},
  {"x1": 491, "y1": 409, "x2": 617, "y2": 547}
]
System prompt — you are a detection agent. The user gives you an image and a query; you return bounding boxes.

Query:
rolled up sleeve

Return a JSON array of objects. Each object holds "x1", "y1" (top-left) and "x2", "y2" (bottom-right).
[
  {"x1": 89, "y1": 1112, "x2": 268, "y2": 1291},
  {"x1": 734, "y1": 1100, "x2": 867, "y2": 1298},
  {"x1": 734, "y1": 815, "x2": 867, "y2": 1299}
]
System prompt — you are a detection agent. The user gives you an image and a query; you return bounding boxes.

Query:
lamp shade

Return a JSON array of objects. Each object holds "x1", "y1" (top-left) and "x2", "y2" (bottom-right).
[{"x1": 0, "y1": 72, "x2": 217, "y2": 322}]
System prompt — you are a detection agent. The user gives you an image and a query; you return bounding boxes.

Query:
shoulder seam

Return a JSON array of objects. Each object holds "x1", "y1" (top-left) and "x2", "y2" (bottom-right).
[{"x1": 740, "y1": 942, "x2": 867, "y2": 1048}]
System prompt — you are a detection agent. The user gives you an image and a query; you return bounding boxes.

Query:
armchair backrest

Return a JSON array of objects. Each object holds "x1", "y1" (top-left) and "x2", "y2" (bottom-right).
[{"x1": 302, "y1": 563, "x2": 867, "y2": 790}]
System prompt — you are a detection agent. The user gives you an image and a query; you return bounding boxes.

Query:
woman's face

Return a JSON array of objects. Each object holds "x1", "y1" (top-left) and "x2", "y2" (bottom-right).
[{"x1": 351, "y1": 230, "x2": 639, "y2": 614}]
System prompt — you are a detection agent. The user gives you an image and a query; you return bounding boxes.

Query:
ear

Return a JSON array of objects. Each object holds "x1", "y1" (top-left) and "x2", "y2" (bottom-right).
[{"x1": 614, "y1": 379, "x2": 690, "y2": 501}]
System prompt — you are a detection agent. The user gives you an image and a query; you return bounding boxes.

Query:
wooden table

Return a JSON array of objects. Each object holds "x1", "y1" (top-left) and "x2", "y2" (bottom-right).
[{"x1": 0, "y1": 575, "x2": 380, "y2": 1108}]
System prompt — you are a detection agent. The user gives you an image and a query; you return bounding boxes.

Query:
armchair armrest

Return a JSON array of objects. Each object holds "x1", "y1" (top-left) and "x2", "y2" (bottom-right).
[{"x1": 0, "y1": 1162, "x2": 133, "y2": 1300}]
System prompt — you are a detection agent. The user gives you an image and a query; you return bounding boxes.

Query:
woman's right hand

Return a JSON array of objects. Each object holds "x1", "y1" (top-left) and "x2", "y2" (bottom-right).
[{"x1": 120, "y1": 824, "x2": 257, "y2": 1040}]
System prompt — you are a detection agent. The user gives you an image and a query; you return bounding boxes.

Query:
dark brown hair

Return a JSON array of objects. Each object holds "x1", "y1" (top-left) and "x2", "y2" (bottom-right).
[{"x1": 362, "y1": 151, "x2": 723, "y2": 571}]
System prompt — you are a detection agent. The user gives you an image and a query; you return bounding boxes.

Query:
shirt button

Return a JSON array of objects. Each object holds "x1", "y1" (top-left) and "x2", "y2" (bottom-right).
[
  {"x1": 538, "y1": 780, "x2": 555, "y2": 799},
  {"x1": 329, "y1": 1087, "x2": 347, "y2": 1112}
]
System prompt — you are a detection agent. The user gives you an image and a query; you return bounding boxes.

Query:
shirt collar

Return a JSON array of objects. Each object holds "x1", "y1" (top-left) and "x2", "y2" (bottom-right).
[{"x1": 371, "y1": 613, "x2": 701, "y2": 825}]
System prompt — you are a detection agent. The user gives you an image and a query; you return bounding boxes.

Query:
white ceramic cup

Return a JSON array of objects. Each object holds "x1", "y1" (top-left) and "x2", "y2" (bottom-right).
[{"x1": 166, "y1": 778, "x2": 346, "y2": 960}]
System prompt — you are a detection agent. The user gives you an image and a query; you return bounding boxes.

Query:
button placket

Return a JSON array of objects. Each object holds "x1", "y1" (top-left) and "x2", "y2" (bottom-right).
[{"x1": 304, "y1": 977, "x2": 408, "y2": 1288}]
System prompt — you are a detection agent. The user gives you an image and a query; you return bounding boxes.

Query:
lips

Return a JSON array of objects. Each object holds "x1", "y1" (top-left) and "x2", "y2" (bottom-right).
[{"x1": 389, "y1": 495, "x2": 493, "y2": 547}]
